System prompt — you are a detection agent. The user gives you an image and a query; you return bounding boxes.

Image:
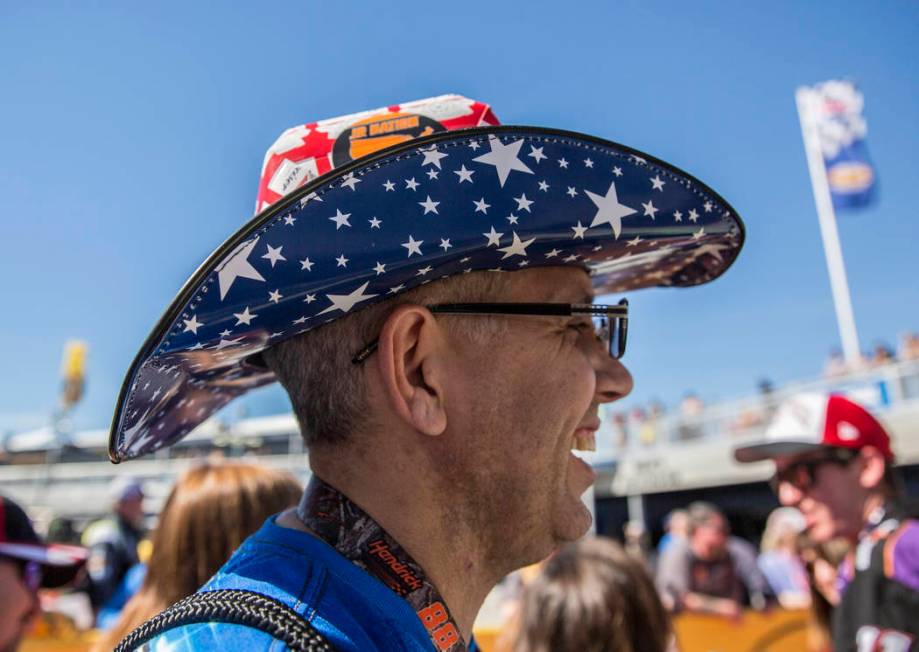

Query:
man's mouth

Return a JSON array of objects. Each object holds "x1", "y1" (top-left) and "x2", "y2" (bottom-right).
[{"x1": 571, "y1": 421, "x2": 600, "y2": 452}]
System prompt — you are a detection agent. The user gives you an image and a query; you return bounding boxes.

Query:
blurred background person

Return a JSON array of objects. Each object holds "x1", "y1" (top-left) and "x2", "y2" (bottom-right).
[
  {"x1": 677, "y1": 392, "x2": 705, "y2": 440},
  {"x1": 797, "y1": 536, "x2": 850, "y2": 652},
  {"x1": 757, "y1": 507, "x2": 810, "y2": 609},
  {"x1": 0, "y1": 495, "x2": 87, "y2": 652},
  {"x1": 81, "y1": 477, "x2": 146, "y2": 620},
  {"x1": 92, "y1": 460, "x2": 301, "y2": 652},
  {"x1": 656, "y1": 509, "x2": 689, "y2": 557},
  {"x1": 656, "y1": 502, "x2": 771, "y2": 618},
  {"x1": 623, "y1": 520, "x2": 652, "y2": 565},
  {"x1": 512, "y1": 536, "x2": 670, "y2": 652},
  {"x1": 822, "y1": 348, "x2": 848, "y2": 378},
  {"x1": 869, "y1": 341, "x2": 896, "y2": 367}
]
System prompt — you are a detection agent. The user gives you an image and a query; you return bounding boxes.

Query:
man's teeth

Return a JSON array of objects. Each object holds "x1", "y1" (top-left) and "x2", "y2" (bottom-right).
[{"x1": 572, "y1": 431, "x2": 596, "y2": 452}]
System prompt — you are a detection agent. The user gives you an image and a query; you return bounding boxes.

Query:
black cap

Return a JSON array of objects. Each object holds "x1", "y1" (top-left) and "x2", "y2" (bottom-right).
[{"x1": 0, "y1": 495, "x2": 87, "y2": 588}]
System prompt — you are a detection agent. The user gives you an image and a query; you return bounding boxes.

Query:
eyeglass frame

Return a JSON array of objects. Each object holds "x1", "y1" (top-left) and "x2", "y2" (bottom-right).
[
  {"x1": 768, "y1": 447, "x2": 859, "y2": 495},
  {"x1": 351, "y1": 299, "x2": 629, "y2": 365}
]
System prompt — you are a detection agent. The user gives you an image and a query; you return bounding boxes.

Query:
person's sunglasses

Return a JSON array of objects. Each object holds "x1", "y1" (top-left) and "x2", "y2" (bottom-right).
[
  {"x1": 769, "y1": 448, "x2": 858, "y2": 495},
  {"x1": 352, "y1": 299, "x2": 629, "y2": 364}
]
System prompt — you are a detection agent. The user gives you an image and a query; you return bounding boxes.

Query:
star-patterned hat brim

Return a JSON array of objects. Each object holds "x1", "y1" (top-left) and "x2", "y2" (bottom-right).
[{"x1": 109, "y1": 126, "x2": 745, "y2": 461}]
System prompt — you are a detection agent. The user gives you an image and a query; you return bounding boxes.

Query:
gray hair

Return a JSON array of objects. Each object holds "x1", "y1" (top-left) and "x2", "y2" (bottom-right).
[{"x1": 262, "y1": 272, "x2": 508, "y2": 447}]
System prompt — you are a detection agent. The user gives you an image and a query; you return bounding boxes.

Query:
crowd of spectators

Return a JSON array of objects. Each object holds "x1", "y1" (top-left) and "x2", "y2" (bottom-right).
[
  {"x1": 1, "y1": 459, "x2": 302, "y2": 651},
  {"x1": 604, "y1": 331, "x2": 919, "y2": 451},
  {"x1": 823, "y1": 332, "x2": 919, "y2": 378},
  {"x1": 0, "y1": 477, "x2": 881, "y2": 652}
]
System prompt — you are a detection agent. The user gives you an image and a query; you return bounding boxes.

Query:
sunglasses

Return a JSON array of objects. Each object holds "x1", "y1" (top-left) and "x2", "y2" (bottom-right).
[
  {"x1": 769, "y1": 448, "x2": 858, "y2": 495},
  {"x1": 352, "y1": 299, "x2": 629, "y2": 364}
]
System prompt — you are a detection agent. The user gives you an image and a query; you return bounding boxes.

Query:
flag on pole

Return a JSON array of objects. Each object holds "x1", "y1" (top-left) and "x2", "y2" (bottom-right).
[{"x1": 807, "y1": 80, "x2": 877, "y2": 210}]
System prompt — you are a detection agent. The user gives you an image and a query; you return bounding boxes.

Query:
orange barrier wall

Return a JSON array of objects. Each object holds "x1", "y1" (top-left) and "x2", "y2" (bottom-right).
[{"x1": 474, "y1": 608, "x2": 814, "y2": 652}]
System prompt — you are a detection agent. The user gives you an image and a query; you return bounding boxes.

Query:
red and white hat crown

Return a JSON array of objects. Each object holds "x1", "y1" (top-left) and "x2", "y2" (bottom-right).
[{"x1": 734, "y1": 393, "x2": 894, "y2": 463}]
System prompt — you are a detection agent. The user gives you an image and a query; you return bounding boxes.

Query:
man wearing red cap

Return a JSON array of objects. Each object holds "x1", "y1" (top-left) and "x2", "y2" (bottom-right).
[{"x1": 735, "y1": 393, "x2": 919, "y2": 650}]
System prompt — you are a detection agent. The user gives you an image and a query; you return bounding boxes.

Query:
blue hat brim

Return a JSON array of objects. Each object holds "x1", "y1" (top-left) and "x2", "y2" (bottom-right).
[{"x1": 109, "y1": 126, "x2": 745, "y2": 461}]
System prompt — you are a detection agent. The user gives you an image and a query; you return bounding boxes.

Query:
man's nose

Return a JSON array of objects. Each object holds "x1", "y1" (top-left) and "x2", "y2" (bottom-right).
[
  {"x1": 777, "y1": 480, "x2": 803, "y2": 507},
  {"x1": 593, "y1": 352, "x2": 633, "y2": 404}
]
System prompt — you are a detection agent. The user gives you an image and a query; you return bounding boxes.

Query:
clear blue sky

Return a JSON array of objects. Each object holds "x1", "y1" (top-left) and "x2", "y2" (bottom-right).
[{"x1": 2, "y1": 1, "x2": 917, "y2": 433}]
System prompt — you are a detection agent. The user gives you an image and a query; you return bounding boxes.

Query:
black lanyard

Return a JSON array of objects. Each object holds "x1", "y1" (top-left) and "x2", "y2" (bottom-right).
[{"x1": 297, "y1": 477, "x2": 466, "y2": 652}]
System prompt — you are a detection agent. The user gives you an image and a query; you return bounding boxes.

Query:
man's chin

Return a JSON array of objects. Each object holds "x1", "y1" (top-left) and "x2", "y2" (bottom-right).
[{"x1": 554, "y1": 500, "x2": 593, "y2": 543}]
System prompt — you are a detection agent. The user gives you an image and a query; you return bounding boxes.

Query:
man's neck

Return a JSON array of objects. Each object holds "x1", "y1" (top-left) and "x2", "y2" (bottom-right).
[{"x1": 306, "y1": 449, "x2": 501, "y2": 643}]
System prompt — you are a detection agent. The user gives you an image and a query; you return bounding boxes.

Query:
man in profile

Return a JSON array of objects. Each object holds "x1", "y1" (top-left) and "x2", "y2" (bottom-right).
[
  {"x1": 735, "y1": 393, "x2": 919, "y2": 649},
  {"x1": 108, "y1": 95, "x2": 745, "y2": 650}
]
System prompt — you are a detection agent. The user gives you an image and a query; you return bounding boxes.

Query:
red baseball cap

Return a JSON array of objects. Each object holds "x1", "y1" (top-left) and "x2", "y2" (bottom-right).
[
  {"x1": 0, "y1": 496, "x2": 87, "y2": 588},
  {"x1": 734, "y1": 393, "x2": 894, "y2": 464}
]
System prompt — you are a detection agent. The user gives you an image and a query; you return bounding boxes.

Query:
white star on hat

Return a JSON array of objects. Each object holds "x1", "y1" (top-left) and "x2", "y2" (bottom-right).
[
  {"x1": 690, "y1": 242, "x2": 731, "y2": 262},
  {"x1": 528, "y1": 145, "x2": 546, "y2": 163},
  {"x1": 514, "y1": 193, "x2": 534, "y2": 212},
  {"x1": 300, "y1": 257, "x2": 314, "y2": 271},
  {"x1": 318, "y1": 282, "x2": 378, "y2": 316},
  {"x1": 336, "y1": 254, "x2": 349, "y2": 267},
  {"x1": 233, "y1": 307, "x2": 257, "y2": 326},
  {"x1": 473, "y1": 136, "x2": 534, "y2": 187},
  {"x1": 474, "y1": 198, "x2": 490, "y2": 214},
  {"x1": 268, "y1": 290, "x2": 282, "y2": 304},
  {"x1": 642, "y1": 200, "x2": 658, "y2": 219},
  {"x1": 217, "y1": 238, "x2": 266, "y2": 301},
  {"x1": 421, "y1": 145, "x2": 449, "y2": 169},
  {"x1": 183, "y1": 315, "x2": 203, "y2": 334},
  {"x1": 483, "y1": 226, "x2": 503, "y2": 247},
  {"x1": 454, "y1": 165, "x2": 474, "y2": 183},
  {"x1": 419, "y1": 195, "x2": 440, "y2": 215},
  {"x1": 262, "y1": 244, "x2": 286, "y2": 267},
  {"x1": 374, "y1": 262, "x2": 386, "y2": 275},
  {"x1": 405, "y1": 177, "x2": 419, "y2": 191},
  {"x1": 499, "y1": 232, "x2": 536, "y2": 259},
  {"x1": 383, "y1": 180, "x2": 395, "y2": 191},
  {"x1": 340, "y1": 173, "x2": 361, "y2": 191},
  {"x1": 402, "y1": 235, "x2": 423, "y2": 256},
  {"x1": 650, "y1": 175, "x2": 665, "y2": 191},
  {"x1": 571, "y1": 222, "x2": 588, "y2": 239},
  {"x1": 585, "y1": 181, "x2": 638, "y2": 238},
  {"x1": 329, "y1": 209, "x2": 352, "y2": 230}
]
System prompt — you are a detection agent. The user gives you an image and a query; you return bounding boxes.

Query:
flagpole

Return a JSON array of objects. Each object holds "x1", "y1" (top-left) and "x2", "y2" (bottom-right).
[{"x1": 795, "y1": 87, "x2": 862, "y2": 367}]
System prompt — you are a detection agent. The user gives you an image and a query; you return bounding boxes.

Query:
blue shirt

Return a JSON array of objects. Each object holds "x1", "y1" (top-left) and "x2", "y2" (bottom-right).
[{"x1": 143, "y1": 516, "x2": 466, "y2": 651}]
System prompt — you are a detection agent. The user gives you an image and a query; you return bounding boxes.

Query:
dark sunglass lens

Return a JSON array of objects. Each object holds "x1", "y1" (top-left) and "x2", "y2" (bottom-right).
[{"x1": 615, "y1": 317, "x2": 628, "y2": 359}]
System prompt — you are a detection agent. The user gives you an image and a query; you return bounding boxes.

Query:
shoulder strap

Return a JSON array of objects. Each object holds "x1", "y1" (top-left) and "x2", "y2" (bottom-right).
[{"x1": 115, "y1": 589, "x2": 338, "y2": 652}]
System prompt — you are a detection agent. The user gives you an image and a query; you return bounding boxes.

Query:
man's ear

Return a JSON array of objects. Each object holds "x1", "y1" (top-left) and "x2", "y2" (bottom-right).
[
  {"x1": 374, "y1": 304, "x2": 448, "y2": 436},
  {"x1": 857, "y1": 446, "x2": 887, "y2": 492}
]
